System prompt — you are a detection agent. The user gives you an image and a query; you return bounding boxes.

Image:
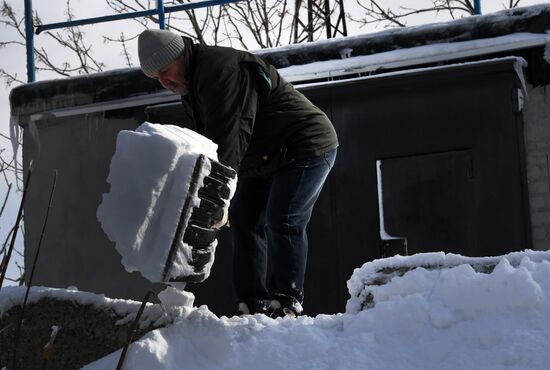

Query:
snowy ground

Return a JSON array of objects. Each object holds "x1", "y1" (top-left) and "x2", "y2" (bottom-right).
[{"x1": 72, "y1": 250, "x2": 550, "y2": 370}]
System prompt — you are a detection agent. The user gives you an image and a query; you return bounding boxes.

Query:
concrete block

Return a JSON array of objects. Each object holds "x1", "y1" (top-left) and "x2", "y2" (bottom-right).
[
  {"x1": 533, "y1": 240, "x2": 550, "y2": 251},
  {"x1": 533, "y1": 226, "x2": 548, "y2": 241},
  {"x1": 527, "y1": 165, "x2": 543, "y2": 181},
  {"x1": 526, "y1": 153, "x2": 549, "y2": 166},
  {"x1": 527, "y1": 179, "x2": 550, "y2": 195},
  {"x1": 531, "y1": 210, "x2": 550, "y2": 225},
  {"x1": 529, "y1": 196, "x2": 546, "y2": 210}
]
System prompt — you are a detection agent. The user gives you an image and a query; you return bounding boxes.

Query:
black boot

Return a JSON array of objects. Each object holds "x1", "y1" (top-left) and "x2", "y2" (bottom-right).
[
  {"x1": 237, "y1": 299, "x2": 275, "y2": 316},
  {"x1": 269, "y1": 294, "x2": 303, "y2": 318}
]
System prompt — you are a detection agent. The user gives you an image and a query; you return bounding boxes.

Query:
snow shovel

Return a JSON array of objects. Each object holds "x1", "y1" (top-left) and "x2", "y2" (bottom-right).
[
  {"x1": 162, "y1": 154, "x2": 236, "y2": 283},
  {"x1": 97, "y1": 123, "x2": 237, "y2": 285}
]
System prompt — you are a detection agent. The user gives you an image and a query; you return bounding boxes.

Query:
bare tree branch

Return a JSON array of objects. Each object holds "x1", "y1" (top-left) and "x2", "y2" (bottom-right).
[
  {"x1": 104, "y1": 32, "x2": 137, "y2": 67},
  {"x1": 0, "y1": 0, "x2": 105, "y2": 85},
  {"x1": 0, "y1": 183, "x2": 12, "y2": 219},
  {"x1": 351, "y1": 0, "x2": 527, "y2": 29}
]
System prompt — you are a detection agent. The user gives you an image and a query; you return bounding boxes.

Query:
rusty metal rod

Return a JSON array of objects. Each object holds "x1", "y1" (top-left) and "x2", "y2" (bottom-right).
[
  {"x1": 11, "y1": 169, "x2": 57, "y2": 370},
  {"x1": 116, "y1": 290, "x2": 154, "y2": 370},
  {"x1": 24, "y1": 169, "x2": 57, "y2": 293},
  {"x1": 40, "y1": 325, "x2": 61, "y2": 370},
  {"x1": 0, "y1": 160, "x2": 33, "y2": 291}
]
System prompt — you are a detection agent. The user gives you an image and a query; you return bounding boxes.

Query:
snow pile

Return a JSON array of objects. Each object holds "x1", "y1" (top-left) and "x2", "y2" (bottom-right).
[
  {"x1": 347, "y1": 249, "x2": 550, "y2": 313},
  {"x1": 157, "y1": 284, "x2": 195, "y2": 319},
  {"x1": 96, "y1": 123, "x2": 219, "y2": 283},
  {"x1": 82, "y1": 250, "x2": 550, "y2": 370}
]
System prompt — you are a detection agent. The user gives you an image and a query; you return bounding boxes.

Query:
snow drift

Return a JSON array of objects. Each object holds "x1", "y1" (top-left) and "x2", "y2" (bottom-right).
[
  {"x1": 76, "y1": 249, "x2": 550, "y2": 370},
  {"x1": 2, "y1": 250, "x2": 550, "y2": 369}
]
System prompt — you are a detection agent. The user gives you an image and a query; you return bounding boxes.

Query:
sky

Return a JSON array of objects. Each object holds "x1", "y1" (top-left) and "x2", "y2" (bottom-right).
[
  {"x1": 0, "y1": 0, "x2": 547, "y2": 283},
  {"x1": 3, "y1": 249, "x2": 550, "y2": 369}
]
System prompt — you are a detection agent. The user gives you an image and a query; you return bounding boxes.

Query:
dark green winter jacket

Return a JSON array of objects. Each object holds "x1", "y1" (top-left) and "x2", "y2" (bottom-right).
[{"x1": 181, "y1": 37, "x2": 338, "y2": 177}]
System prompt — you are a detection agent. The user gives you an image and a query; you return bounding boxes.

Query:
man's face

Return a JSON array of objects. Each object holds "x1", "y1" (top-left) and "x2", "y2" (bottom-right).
[{"x1": 152, "y1": 56, "x2": 188, "y2": 95}]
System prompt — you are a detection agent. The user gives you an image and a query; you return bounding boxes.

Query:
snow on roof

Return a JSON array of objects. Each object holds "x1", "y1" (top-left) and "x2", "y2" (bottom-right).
[
  {"x1": 279, "y1": 33, "x2": 548, "y2": 83},
  {"x1": 294, "y1": 57, "x2": 528, "y2": 104},
  {"x1": 16, "y1": 52, "x2": 532, "y2": 127},
  {"x1": 258, "y1": 4, "x2": 550, "y2": 67}
]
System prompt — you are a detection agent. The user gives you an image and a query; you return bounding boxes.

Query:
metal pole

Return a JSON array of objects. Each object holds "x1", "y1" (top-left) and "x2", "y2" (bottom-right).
[
  {"x1": 35, "y1": 0, "x2": 241, "y2": 34},
  {"x1": 339, "y1": 0, "x2": 347, "y2": 37},
  {"x1": 324, "y1": 0, "x2": 331, "y2": 39},
  {"x1": 157, "y1": 0, "x2": 166, "y2": 29},
  {"x1": 36, "y1": 9, "x2": 158, "y2": 34},
  {"x1": 307, "y1": 0, "x2": 313, "y2": 42},
  {"x1": 474, "y1": 0, "x2": 482, "y2": 15},
  {"x1": 24, "y1": 0, "x2": 35, "y2": 82},
  {"x1": 165, "y1": 0, "x2": 239, "y2": 14},
  {"x1": 293, "y1": 0, "x2": 301, "y2": 44}
]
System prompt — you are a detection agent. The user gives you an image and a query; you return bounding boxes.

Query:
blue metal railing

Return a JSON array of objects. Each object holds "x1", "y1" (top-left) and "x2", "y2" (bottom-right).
[
  {"x1": 474, "y1": 0, "x2": 482, "y2": 15},
  {"x1": 24, "y1": 0, "x2": 240, "y2": 82},
  {"x1": 24, "y1": 0, "x2": 35, "y2": 83},
  {"x1": 157, "y1": 0, "x2": 166, "y2": 29}
]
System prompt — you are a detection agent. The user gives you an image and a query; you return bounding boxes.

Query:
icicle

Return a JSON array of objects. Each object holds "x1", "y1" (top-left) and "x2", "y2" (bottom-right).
[
  {"x1": 513, "y1": 57, "x2": 529, "y2": 99},
  {"x1": 9, "y1": 114, "x2": 20, "y2": 176},
  {"x1": 544, "y1": 32, "x2": 550, "y2": 66},
  {"x1": 27, "y1": 119, "x2": 41, "y2": 155},
  {"x1": 339, "y1": 48, "x2": 353, "y2": 59},
  {"x1": 11, "y1": 112, "x2": 42, "y2": 163},
  {"x1": 517, "y1": 88, "x2": 525, "y2": 113}
]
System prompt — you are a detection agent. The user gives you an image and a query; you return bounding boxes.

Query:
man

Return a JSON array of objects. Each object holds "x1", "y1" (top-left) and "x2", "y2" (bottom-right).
[{"x1": 138, "y1": 29, "x2": 338, "y2": 317}]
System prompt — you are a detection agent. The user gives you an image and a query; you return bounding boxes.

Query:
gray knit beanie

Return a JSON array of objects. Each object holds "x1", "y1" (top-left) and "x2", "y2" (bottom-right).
[{"x1": 138, "y1": 29, "x2": 185, "y2": 77}]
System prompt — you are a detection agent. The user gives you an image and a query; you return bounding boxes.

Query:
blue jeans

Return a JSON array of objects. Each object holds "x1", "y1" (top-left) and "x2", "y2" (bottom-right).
[{"x1": 229, "y1": 148, "x2": 337, "y2": 305}]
